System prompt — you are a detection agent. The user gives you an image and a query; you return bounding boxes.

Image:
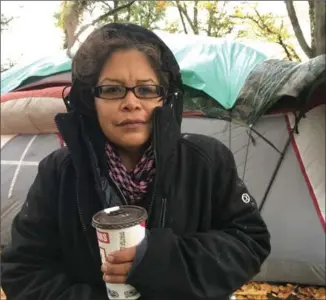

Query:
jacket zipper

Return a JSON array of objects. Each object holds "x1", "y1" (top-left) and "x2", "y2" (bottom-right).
[
  {"x1": 55, "y1": 115, "x2": 97, "y2": 259},
  {"x1": 106, "y1": 172, "x2": 128, "y2": 205},
  {"x1": 55, "y1": 114, "x2": 116, "y2": 274},
  {"x1": 75, "y1": 176, "x2": 87, "y2": 232},
  {"x1": 79, "y1": 116, "x2": 128, "y2": 207},
  {"x1": 146, "y1": 113, "x2": 159, "y2": 228},
  {"x1": 160, "y1": 198, "x2": 167, "y2": 228}
]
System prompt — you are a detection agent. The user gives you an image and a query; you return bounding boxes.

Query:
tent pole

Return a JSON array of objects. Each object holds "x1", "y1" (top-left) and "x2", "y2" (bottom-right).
[
  {"x1": 258, "y1": 74, "x2": 324, "y2": 212},
  {"x1": 258, "y1": 130, "x2": 293, "y2": 212},
  {"x1": 228, "y1": 112, "x2": 232, "y2": 151},
  {"x1": 242, "y1": 126, "x2": 252, "y2": 180},
  {"x1": 250, "y1": 127, "x2": 282, "y2": 154}
]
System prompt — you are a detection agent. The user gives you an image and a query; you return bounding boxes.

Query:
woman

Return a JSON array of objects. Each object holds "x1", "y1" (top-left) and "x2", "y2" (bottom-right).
[{"x1": 1, "y1": 23, "x2": 271, "y2": 300}]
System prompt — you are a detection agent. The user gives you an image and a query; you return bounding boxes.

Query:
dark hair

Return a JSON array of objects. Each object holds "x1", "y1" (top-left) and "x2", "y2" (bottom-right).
[{"x1": 72, "y1": 27, "x2": 169, "y2": 89}]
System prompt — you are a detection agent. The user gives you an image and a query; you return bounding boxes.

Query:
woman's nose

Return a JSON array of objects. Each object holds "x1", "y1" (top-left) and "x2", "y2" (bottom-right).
[{"x1": 121, "y1": 91, "x2": 141, "y2": 111}]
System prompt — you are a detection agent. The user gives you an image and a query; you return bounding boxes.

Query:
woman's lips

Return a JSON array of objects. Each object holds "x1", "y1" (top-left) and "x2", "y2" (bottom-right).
[
  {"x1": 118, "y1": 120, "x2": 147, "y2": 129},
  {"x1": 118, "y1": 119, "x2": 147, "y2": 127},
  {"x1": 120, "y1": 122, "x2": 145, "y2": 128}
]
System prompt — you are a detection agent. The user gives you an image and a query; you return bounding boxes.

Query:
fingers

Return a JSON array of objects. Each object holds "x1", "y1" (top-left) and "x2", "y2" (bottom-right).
[
  {"x1": 103, "y1": 274, "x2": 127, "y2": 284},
  {"x1": 108, "y1": 247, "x2": 136, "y2": 264},
  {"x1": 101, "y1": 261, "x2": 132, "y2": 276},
  {"x1": 101, "y1": 247, "x2": 136, "y2": 284}
]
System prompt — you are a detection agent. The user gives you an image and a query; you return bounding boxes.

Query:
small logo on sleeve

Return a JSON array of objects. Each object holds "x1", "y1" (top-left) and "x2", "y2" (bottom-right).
[{"x1": 241, "y1": 193, "x2": 251, "y2": 204}]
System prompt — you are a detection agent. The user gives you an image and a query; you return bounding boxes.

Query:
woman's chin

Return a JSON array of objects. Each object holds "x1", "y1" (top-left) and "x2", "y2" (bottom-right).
[{"x1": 118, "y1": 133, "x2": 150, "y2": 149}]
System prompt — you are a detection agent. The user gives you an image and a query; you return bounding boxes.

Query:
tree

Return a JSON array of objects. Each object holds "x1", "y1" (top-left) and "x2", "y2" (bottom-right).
[
  {"x1": 172, "y1": 1, "x2": 236, "y2": 37},
  {"x1": 285, "y1": 0, "x2": 325, "y2": 58},
  {"x1": 97, "y1": 1, "x2": 168, "y2": 30},
  {"x1": 232, "y1": 3, "x2": 301, "y2": 61},
  {"x1": 54, "y1": 0, "x2": 136, "y2": 56},
  {"x1": 1, "y1": 13, "x2": 13, "y2": 32},
  {"x1": 201, "y1": 1, "x2": 236, "y2": 37},
  {"x1": 54, "y1": 1, "x2": 169, "y2": 57}
]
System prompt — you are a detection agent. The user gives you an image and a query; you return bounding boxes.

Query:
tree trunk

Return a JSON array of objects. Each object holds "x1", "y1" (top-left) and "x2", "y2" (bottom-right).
[
  {"x1": 175, "y1": 1, "x2": 197, "y2": 34},
  {"x1": 314, "y1": 0, "x2": 326, "y2": 56},
  {"x1": 66, "y1": 0, "x2": 135, "y2": 57},
  {"x1": 285, "y1": 0, "x2": 313, "y2": 58},
  {"x1": 127, "y1": 3, "x2": 131, "y2": 22},
  {"x1": 308, "y1": 0, "x2": 316, "y2": 54},
  {"x1": 176, "y1": 1, "x2": 188, "y2": 33},
  {"x1": 63, "y1": 2, "x2": 80, "y2": 51},
  {"x1": 193, "y1": 0, "x2": 199, "y2": 34},
  {"x1": 113, "y1": 0, "x2": 119, "y2": 23},
  {"x1": 206, "y1": 9, "x2": 214, "y2": 36}
]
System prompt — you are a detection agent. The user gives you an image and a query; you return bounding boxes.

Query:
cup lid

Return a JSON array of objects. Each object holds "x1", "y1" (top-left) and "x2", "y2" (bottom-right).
[{"x1": 92, "y1": 205, "x2": 148, "y2": 230}]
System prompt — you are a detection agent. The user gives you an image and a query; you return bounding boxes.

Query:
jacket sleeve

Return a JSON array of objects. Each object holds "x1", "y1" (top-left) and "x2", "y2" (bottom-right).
[
  {"x1": 126, "y1": 143, "x2": 271, "y2": 300},
  {"x1": 1, "y1": 152, "x2": 108, "y2": 300}
]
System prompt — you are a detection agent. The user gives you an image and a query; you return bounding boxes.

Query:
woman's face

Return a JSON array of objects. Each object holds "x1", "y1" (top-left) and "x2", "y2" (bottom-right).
[{"x1": 95, "y1": 49, "x2": 163, "y2": 151}]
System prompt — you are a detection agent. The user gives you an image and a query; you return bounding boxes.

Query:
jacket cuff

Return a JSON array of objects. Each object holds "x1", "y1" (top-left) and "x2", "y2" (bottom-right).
[{"x1": 127, "y1": 229, "x2": 149, "y2": 279}]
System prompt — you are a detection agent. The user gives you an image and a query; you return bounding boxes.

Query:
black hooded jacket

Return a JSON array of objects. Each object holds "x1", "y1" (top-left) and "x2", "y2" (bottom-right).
[{"x1": 1, "y1": 23, "x2": 271, "y2": 300}]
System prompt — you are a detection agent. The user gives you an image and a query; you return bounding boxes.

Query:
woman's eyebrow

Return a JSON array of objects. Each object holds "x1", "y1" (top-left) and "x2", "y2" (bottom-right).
[
  {"x1": 99, "y1": 78, "x2": 156, "y2": 85},
  {"x1": 137, "y1": 79, "x2": 155, "y2": 84},
  {"x1": 99, "y1": 77, "x2": 124, "y2": 84}
]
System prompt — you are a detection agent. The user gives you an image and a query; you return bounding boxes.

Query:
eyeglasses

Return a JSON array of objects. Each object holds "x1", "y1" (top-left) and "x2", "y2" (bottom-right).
[{"x1": 93, "y1": 84, "x2": 167, "y2": 100}]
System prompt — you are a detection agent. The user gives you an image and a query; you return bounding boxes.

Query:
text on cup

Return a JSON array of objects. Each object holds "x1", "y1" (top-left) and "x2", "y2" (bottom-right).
[{"x1": 97, "y1": 231, "x2": 110, "y2": 244}]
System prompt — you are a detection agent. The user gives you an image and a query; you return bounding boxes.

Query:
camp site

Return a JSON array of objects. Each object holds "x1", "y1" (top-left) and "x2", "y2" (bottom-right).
[{"x1": 1, "y1": 1, "x2": 325, "y2": 300}]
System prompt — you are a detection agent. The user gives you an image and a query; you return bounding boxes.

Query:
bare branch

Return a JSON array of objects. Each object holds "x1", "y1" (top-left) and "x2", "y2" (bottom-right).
[
  {"x1": 175, "y1": 1, "x2": 197, "y2": 34},
  {"x1": 231, "y1": 8, "x2": 301, "y2": 61},
  {"x1": 1, "y1": 16, "x2": 13, "y2": 26},
  {"x1": 75, "y1": 0, "x2": 135, "y2": 37},
  {"x1": 1, "y1": 14, "x2": 14, "y2": 31},
  {"x1": 284, "y1": 0, "x2": 312, "y2": 57},
  {"x1": 100, "y1": 1, "x2": 113, "y2": 9},
  {"x1": 175, "y1": 0, "x2": 188, "y2": 33},
  {"x1": 193, "y1": 0, "x2": 199, "y2": 34}
]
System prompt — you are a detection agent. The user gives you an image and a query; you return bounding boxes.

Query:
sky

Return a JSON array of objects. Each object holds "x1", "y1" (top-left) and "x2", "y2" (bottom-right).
[
  {"x1": 1, "y1": 1, "x2": 63, "y2": 65},
  {"x1": 1, "y1": 1, "x2": 311, "y2": 68}
]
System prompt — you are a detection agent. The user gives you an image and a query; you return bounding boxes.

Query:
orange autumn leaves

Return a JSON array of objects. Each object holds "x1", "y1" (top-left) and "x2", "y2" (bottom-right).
[
  {"x1": 156, "y1": 1, "x2": 168, "y2": 13},
  {"x1": 233, "y1": 282, "x2": 326, "y2": 300}
]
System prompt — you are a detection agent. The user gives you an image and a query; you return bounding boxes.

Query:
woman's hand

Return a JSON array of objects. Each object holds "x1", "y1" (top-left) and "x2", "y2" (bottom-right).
[{"x1": 101, "y1": 247, "x2": 136, "y2": 284}]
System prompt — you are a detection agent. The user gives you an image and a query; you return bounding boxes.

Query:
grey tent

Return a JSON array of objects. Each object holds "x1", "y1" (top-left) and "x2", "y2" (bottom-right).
[{"x1": 182, "y1": 103, "x2": 325, "y2": 286}]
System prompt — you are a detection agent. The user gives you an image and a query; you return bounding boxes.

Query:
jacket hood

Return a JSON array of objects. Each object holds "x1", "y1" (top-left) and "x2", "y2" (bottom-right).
[{"x1": 67, "y1": 23, "x2": 184, "y2": 126}]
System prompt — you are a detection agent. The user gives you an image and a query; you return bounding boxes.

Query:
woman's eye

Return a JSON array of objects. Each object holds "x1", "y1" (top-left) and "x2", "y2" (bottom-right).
[
  {"x1": 102, "y1": 86, "x2": 123, "y2": 94},
  {"x1": 137, "y1": 86, "x2": 157, "y2": 96}
]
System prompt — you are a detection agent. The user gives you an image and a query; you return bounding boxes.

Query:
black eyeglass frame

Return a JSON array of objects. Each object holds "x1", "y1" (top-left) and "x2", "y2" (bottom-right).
[{"x1": 92, "y1": 84, "x2": 168, "y2": 100}]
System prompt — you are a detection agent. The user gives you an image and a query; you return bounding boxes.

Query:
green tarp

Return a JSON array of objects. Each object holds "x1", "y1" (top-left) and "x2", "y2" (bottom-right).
[
  {"x1": 1, "y1": 31, "x2": 268, "y2": 110},
  {"x1": 1, "y1": 52, "x2": 72, "y2": 95},
  {"x1": 155, "y1": 31, "x2": 268, "y2": 109}
]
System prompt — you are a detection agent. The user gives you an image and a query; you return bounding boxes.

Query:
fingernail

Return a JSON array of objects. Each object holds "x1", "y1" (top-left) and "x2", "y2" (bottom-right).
[
  {"x1": 105, "y1": 275, "x2": 111, "y2": 282},
  {"x1": 107, "y1": 255, "x2": 114, "y2": 262}
]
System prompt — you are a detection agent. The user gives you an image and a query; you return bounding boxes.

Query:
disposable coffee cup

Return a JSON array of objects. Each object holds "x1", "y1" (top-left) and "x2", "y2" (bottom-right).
[{"x1": 92, "y1": 205, "x2": 148, "y2": 300}]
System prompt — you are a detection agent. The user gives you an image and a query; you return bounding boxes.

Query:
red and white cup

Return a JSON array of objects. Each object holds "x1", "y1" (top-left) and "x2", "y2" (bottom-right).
[{"x1": 92, "y1": 205, "x2": 147, "y2": 300}]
